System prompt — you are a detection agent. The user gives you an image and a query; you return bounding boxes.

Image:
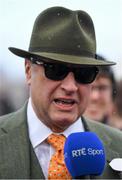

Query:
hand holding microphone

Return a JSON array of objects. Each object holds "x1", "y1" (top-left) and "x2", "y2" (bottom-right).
[{"x1": 64, "y1": 132, "x2": 106, "y2": 178}]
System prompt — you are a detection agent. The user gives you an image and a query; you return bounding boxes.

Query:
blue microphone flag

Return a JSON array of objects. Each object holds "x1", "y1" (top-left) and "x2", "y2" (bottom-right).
[{"x1": 64, "y1": 132, "x2": 106, "y2": 178}]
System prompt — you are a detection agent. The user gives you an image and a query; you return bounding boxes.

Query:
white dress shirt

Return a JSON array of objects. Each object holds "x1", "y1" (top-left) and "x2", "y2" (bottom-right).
[{"x1": 27, "y1": 98, "x2": 85, "y2": 178}]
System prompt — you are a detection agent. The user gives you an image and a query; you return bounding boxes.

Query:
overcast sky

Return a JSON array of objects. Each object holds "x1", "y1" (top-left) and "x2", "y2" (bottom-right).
[{"x1": 0, "y1": 0, "x2": 122, "y2": 80}]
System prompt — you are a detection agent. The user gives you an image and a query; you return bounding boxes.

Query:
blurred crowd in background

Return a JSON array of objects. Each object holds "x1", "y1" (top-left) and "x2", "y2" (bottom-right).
[{"x1": 0, "y1": 54, "x2": 122, "y2": 131}]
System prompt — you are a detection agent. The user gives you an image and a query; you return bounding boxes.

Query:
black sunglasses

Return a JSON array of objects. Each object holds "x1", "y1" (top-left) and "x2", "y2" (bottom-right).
[{"x1": 30, "y1": 58, "x2": 99, "y2": 84}]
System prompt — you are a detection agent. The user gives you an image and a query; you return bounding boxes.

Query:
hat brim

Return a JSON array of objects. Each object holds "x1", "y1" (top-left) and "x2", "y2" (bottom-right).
[{"x1": 9, "y1": 47, "x2": 116, "y2": 66}]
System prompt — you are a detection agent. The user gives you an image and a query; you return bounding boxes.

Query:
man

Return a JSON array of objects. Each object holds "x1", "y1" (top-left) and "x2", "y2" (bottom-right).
[
  {"x1": 0, "y1": 6, "x2": 122, "y2": 179},
  {"x1": 84, "y1": 54, "x2": 116, "y2": 124}
]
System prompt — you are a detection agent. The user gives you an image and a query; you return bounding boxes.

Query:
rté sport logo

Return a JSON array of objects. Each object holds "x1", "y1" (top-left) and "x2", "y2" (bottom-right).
[{"x1": 64, "y1": 148, "x2": 104, "y2": 158}]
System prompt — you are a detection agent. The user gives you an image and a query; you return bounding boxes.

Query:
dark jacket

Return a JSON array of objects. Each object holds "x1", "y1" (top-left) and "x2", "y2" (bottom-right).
[{"x1": 0, "y1": 104, "x2": 122, "y2": 179}]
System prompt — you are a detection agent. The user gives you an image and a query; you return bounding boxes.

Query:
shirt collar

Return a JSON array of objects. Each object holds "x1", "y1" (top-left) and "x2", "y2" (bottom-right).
[{"x1": 27, "y1": 98, "x2": 85, "y2": 148}]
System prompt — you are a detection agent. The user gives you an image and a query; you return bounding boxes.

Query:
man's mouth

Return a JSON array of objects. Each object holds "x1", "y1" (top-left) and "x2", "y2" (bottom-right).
[{"x1": 54, "y1": 98, "x2": 76, "y2": 106}]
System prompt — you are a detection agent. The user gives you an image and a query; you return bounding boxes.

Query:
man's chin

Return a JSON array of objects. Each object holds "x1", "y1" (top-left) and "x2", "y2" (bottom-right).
[{"x1": 51, "y1": 117, "x2": 76, "y2": 132}]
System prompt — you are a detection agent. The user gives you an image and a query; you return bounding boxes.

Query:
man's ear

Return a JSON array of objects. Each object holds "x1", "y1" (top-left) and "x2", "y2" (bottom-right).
[{"x1": 25, "y1": 59, "x2": 31, "y2": 86}]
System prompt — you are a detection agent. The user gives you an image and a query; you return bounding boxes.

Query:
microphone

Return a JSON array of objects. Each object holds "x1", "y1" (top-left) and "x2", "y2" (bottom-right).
[{"x1": 64, "y1": 132, "x2": 106, "y2": 178}]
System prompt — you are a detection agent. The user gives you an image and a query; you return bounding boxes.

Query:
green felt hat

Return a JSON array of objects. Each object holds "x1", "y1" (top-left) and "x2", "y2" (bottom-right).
[{"x1": 9, "y1": 6, "x2": 115, "y2": 66}]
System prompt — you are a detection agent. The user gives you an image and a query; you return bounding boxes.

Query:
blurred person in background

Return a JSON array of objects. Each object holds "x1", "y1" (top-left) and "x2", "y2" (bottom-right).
[
  {"x1": 0, "y1": 6, "x2": 122, "y2": 179},
  {"x1": 83, "y1": 54, "x2": 116, "y2": 124},
  {"x1": 109, "y1": 80, "x2": 122, "y2": 130}
]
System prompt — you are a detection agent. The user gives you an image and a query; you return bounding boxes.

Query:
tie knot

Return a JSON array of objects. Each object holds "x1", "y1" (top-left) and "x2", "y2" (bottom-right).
[{"x1": 47, "y1": 133, "x2": 66, "y2": 150}]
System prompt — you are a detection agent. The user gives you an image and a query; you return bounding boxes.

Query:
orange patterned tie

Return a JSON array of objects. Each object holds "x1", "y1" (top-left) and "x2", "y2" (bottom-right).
[{"x1": 47, "y1": 134, "x2": 72, "y2": 179}]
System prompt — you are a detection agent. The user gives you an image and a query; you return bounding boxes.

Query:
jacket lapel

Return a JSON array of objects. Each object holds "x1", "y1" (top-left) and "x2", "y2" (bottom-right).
[
  {"x1": 0, "y1": 105, "x2": 30, "y2": 179},
  {"x1": 0, "y1": 104, "x2": 45, "y2": 179}
]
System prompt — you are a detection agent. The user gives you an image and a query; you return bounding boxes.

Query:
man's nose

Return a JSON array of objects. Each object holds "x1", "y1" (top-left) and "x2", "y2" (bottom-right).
[{"x1": 60, "y1": 72, "x2": 78, "y2": 93}]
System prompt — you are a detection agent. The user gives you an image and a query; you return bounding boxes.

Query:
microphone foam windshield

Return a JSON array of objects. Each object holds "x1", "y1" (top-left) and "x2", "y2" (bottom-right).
[{"x1": 64, "y1": 132, "x2": 106, "y2": 178}]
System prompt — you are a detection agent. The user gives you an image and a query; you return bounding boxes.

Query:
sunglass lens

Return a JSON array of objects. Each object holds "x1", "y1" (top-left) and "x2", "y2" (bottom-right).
[
  {"x1": 75, "y1": 67, "x2": 98, "y2": 84},
  {"x1": 45, "y1": 63, "x2": 68, "y2": 80}
]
